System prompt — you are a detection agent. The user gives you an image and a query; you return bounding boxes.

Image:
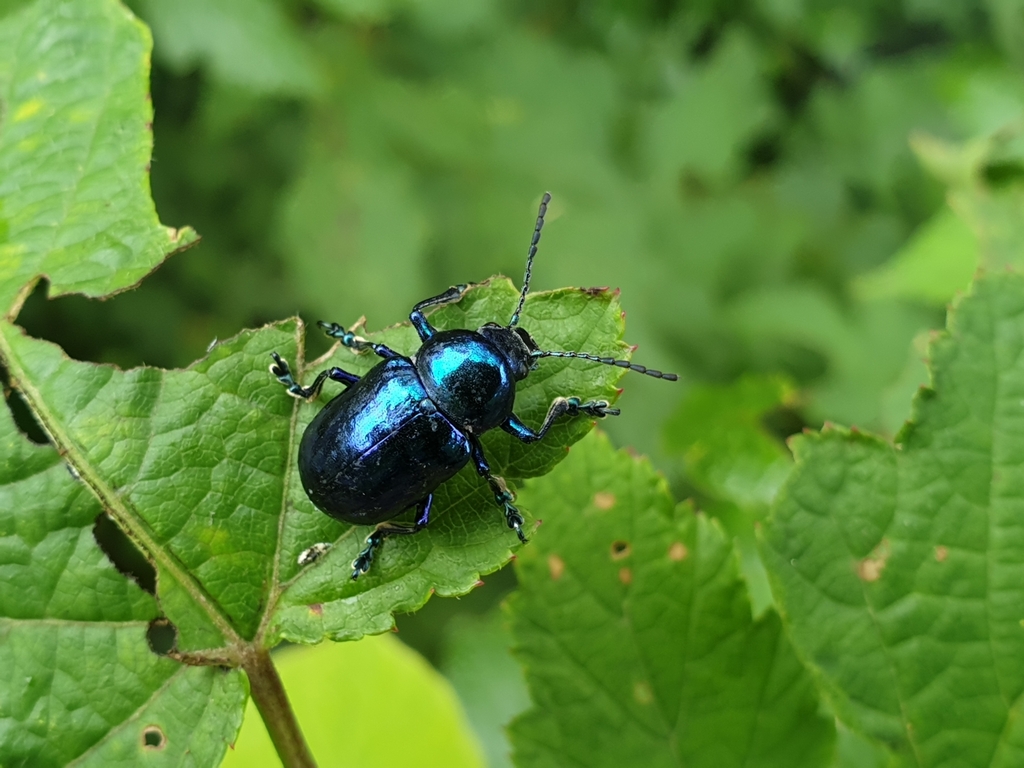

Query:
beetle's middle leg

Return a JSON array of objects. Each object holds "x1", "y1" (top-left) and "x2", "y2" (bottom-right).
[
  {"x1": 269, "y1": 352, "x2": 360, "y2": 400},
  {"x1": 501, "y1": 396, "x2": 619, "y2": 443},
  {"x1": 468, "y1": 435, "x2": 528, "y2": 543},
  {"x1": 351, "y1": 494, "x2": 433, "y2": 579}
]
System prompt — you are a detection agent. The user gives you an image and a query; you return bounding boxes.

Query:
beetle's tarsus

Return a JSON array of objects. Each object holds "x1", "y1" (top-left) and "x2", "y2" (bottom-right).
[
  {"x1": 269, "y1": 352, "x2": 307, "y2": 398},
  {"x1": 506, "y1": 506, "x2": 528, "y2": 543},
  {"x1": 351, "y1": 529, "x2": 385, "y2": 580},
  {"x1": 578, "y1": 399, "x2": 620, "y2": 418}
]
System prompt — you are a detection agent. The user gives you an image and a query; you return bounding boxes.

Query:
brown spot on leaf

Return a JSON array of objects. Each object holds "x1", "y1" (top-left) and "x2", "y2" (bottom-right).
[
  {"x1": 669, "y1": 542, "x2": 688, "y2": 561},
  {"x1": 548, "y1": 554, "x2": 565, "y2": 580},
  {"x1": 618, "y1": 567, "x2": 632, "y2": 585},
  {"x1": 633, "y1": 681, "x2": 653, "y2": 705},
  {"x1": 935, "y1": 545, "x2": 948, "y2": 562},
  {"x1": 610, "y1": 540, "x2": 631, "y2": 560},
  {"x1": 593, "y1": 492, "x2": 616, "y2": 510},
  {"x1": 857, "y1": 540, "x2": 890, "y2": 582},
  {"x1": 308, "y1": 603, "x2": 323, "y2": 616}
]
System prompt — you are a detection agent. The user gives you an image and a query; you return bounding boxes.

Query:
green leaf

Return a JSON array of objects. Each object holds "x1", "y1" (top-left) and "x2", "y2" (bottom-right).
[
  {"x1": 0, "y1": 400, "x2": 246, "y2": 767},
  {"x1": 664, "y1": 374, "x2": 795, "y2": 509},
  {"x1": 911, "y1": 131, "x2": 1024, "y2": 275},
  {"x1": 508, "y1": 430, "x2": 834, "y2": 768},
  {"x1": 854, "y1": 207, "x2": 979, "y2": 305},
  {"x1": 663, "y1": 374, "x2": 796, "y2": 616},
  {"x1": 0, "y1": 0, "x2": 196, "y2": 317},
  {"x1": 440, "y1": 610, "x2": 530, "y2": 768},
  {"x1": 221, "y1": 635, "x2": 484, "y2": 767},
  {"x1": 729, "y1": 285, "x2": 934, "y2": 431},
  {"x1": 646, "y1": 30, "x2": 776, "y2": 186},
  {"x1": 137, "y1": 0, "x2": 321, "y2": 96},
  {"x1": 761, "y1": 271, "x2": 1024, "y2": 765}
]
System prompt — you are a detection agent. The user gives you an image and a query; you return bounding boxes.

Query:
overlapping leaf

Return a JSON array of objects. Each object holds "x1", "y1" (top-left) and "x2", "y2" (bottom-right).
[
  {"x1": 0, "y1": 0, "x2": 196, "y2": 318},
  {"x1": 0, "y1": 2, "x2": 637, "y2": 763},
  {"x1": 761, "y1": 272, "x2": 1024, "y2": 766},
  {"x1": 663, "y1": 374, "x2": 796, "y2": 616},
  {"x1": 508, "y1": 430, "x2": 833, "y2": 768}
]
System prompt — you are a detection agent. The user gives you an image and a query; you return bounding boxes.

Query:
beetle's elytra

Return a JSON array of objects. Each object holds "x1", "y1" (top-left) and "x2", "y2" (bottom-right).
[{"x1": 270, "y1": 193, "x2": 677, "y2": 578}]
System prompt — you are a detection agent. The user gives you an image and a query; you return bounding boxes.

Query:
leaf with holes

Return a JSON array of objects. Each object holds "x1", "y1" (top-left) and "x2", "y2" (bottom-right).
[
  {"x1": 4, "y1": 276, "x2": 630, "y2": 651},
  {"x1": 0, "y1": 0, "x2": 637, "y2": 763},
  {"x1": 0, "y1": 401, "x2": 247, "y2": 766},
  {"x1": 507, "y1": 430, "x2": 834, "y2": 768},
  {"x1": 761, "y1": 271, "x2": 1024, "y2": 766}
]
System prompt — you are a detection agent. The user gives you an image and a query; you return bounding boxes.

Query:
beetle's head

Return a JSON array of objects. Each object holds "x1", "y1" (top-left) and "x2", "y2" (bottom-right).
[
  {"x1": 478, "y1": 323, "x2": 538, "y2": 381},
  {"x1": 499, "y1": 192, "x2": 679, "y2": 385}
]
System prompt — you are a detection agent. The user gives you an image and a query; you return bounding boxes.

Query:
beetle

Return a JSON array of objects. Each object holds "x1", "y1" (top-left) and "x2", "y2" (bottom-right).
[{"x1": 270, "y1": 193, "x2": 677, "y2": 578}]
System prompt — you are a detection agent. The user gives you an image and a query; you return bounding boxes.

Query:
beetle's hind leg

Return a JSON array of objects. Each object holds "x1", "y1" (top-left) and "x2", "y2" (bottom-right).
[
  {"x1": 269, "y1": 352, "x2": 360, "y2": 400},
  {"x1": 468, "y1": 436, "x2": 528, "y2": 544},
  {"x1": 351, "y1": 495, "x2": 433, "y2": 579}
]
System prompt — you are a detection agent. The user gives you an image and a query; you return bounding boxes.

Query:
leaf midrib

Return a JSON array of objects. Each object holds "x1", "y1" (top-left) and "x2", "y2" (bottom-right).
[{"x1": 0, "y1": 319, "x2": 244, "y2": 655}]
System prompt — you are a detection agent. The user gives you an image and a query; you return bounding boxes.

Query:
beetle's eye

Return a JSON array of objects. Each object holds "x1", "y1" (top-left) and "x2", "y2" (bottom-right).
[
  {"x1": 482, "y1": 321, "x2": 502, "y2": 329},
  {"x1": 514, "y1": 328, "x2": 539, "y2": 350}
]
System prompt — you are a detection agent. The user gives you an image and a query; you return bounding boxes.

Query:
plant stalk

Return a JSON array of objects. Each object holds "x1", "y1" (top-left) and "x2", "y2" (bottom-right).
[{"x1": 243, "y1": 649, "x2": 317, "y2": 768}]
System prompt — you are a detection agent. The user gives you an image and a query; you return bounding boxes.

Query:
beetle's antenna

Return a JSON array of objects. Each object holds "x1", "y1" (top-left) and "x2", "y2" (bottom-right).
[
  {"x1": 509, "y1": 192, "x2": 552, "y2": 328},
  {"x1": 532, "y1": 350, "x2": 679, "y2": 381}
]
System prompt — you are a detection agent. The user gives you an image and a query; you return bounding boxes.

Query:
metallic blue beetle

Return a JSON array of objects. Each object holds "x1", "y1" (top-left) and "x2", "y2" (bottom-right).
[{"x1": 270, "y1": 194, "x2": 677, "y2": 578}]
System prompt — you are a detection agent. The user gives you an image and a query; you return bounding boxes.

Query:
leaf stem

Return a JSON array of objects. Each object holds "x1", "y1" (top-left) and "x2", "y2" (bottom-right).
[{"x1": 243, "y1": 649, "x2": 317, "y2": 768}]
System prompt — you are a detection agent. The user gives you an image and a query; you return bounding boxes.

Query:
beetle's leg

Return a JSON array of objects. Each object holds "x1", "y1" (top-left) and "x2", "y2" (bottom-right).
[
  {"x1": 409, "y1": 284, "x2": 470, "y2": 341},
  {"x1": 502, "y1": 397, "x2": 619, "y2": 443},
  {"x1": 317, "y1": 322, "x2": 401, "y2": 360},
  {"x1": 351, "y1": 495, "x2": 433, "y2": 579},
  {"x1": 468, "y1": 435, "x2": 527, "y2": 543},
  {"x1": 269, "y1": 352, "x2": 360, "y2": 400}
]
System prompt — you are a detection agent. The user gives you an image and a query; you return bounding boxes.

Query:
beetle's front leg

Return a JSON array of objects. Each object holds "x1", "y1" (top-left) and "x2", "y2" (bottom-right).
[
  {"x1": 409, "y1": 284, "x2": 470, "y2": 341},
  {"x1": 269, "y1": 352, "x2": 360, "y2": 400},
  {"x1": 351, "y1": 495, "x2": 433, "y2": 579},
  {"x1": 468, "y1": 436, "x2": 527, "y2": 543},
  {"x1": 317, "y1": 321, "x2": 401, "y2": 360},
  {"x1": 501, "y1": 396, "x2": 619, "y2": 443}
]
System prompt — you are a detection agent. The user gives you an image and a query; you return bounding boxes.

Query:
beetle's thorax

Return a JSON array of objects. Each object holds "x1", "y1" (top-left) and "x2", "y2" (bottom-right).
[{"x1": 415, "y1": 329, "x2": 519, "y2": 432}]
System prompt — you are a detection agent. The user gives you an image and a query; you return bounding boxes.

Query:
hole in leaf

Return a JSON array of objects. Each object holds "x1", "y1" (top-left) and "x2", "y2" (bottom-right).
[
  {"x1": 147, "y1": 618, "x2": 177, "y2": 656},
  {"x1": 93, "y1": 513, "x2": 156, "y2": 594},
  {"x1": 5, "y1": 389, "x2": 48, "y2": 444},
  {"x1": 141, "y1": 725, "x2": 166, "y2": 750},
  {"x1": 610, "y1": 540, "x2": 631, "y2": 560},
  {"x1": 0, "y1": 365, "x2": 48, "y2": 444}
]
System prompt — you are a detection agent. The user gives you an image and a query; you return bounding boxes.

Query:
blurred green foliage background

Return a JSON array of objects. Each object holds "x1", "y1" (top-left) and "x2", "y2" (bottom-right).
[{"x1": 13, "y1": 0, "x2": 1024, "y2": 762}]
